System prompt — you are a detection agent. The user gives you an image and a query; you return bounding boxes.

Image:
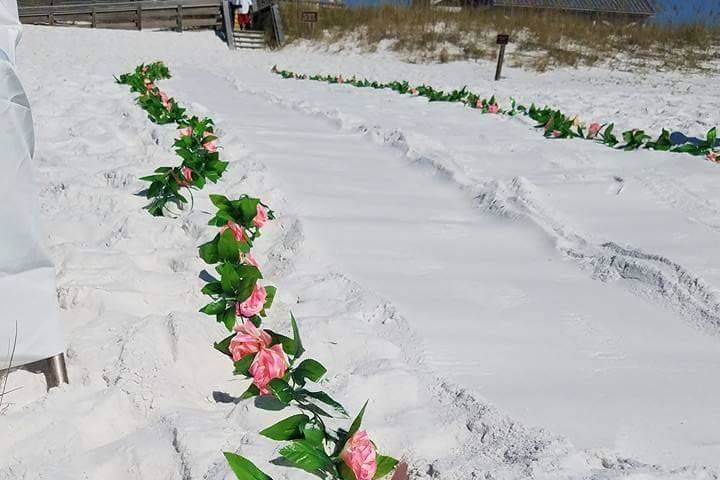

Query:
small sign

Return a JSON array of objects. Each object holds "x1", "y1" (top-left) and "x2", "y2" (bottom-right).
[
  {"x1": 301, "y1": 11, "x2": 318, "y2": 23},
  {"x1": 496, "y1": 34, "x2": 510, "y2": 45}
]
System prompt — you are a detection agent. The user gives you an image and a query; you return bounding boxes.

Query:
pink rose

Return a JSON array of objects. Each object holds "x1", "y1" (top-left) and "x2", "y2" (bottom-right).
[
  {"x1": 337, "y1": 76, "x2": 344, "y2": 84},
  {"x1": 708, "y1": 151, "x2": 718, "y2": 163},
  {"x1": 144, "y1": 79, "x2": 155, "y2": 91},
  {"x1": 229, "y1": 319, "x2": 272, "y2": 361},
  {"x1": 488, "y1": 104, "x2": 499, "y2": 114},
  {"x1": 409, "y1": 87, "x2": 417, "y2": 95},
  {"x1": 178, "y1": 166, "x2": 193, "y2": 186},
  {"x1": 159, "y1": 91, "x2": 172, "y2": 111},
  {"x1": 253, "y1": 204, "x2": 268, "y2": 228},
  {"x1": 221, "y1": 220, "x2": 245, "y2": 242},
  {"x1": 552, "y1": 130, "x2": 562, "y2": 138},
  {"x1": 236, "y1": 283, "x2": 267, "y2": 318},
  {"x1": 249, "y1": 344, "x2": 288, "y2": 394},
  {"x1": 341, "y1": 430, "x2": 377, "y2": 480},
  {"x1": 240, "y1": 252, "x2": 259, "y2": 267},
  {"x1": 178, "y1": 126, "x2": 193, "y2": 137},
  {"x1": 203, "y1": 131, "x2": 218, "y2": 153},
  {"x1": 475, "y1": 99, "x2": 483, "y2": 109},
  {"x1": 588, "y1": 122, "x2": 601, "y2": 138}
]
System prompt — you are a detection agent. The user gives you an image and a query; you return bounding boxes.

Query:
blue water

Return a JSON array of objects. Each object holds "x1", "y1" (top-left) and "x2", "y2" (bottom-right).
[
  {"x1": 655, "y1": 0, "x2": 719, "y2": 24},
  {"x1": 343, "y1": 0, "x2": 719, "y2": 25}
]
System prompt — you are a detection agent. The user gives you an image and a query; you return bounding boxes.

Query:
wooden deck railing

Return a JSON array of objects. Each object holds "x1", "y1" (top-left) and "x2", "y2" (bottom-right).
[{"x1": 18, "y1": 0, "x2": 224, "y2": 31}]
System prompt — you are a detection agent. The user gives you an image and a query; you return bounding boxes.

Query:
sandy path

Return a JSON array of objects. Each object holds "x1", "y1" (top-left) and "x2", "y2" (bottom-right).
[{"x1": 171, "y1": 66, "x2": 720, "y2": 469}]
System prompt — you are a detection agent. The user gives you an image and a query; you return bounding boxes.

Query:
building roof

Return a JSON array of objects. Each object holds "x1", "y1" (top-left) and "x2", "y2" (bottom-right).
[{"x1": 491, "y1": 0, "x2": 655, "y2": 15}]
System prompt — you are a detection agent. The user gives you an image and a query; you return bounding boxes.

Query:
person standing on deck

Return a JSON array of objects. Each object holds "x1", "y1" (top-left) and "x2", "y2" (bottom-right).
[
  {"x1": 234, "y1": 0, "x2": 253, "y2": 30},
  {"x1": 229, "y1": 0, "x2": 240, "y2": 29}
]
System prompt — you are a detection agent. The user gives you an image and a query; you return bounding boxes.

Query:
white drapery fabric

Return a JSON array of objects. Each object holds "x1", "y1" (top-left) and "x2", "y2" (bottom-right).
[{"x1": 1, "y1": 0, "x2": 65, "y2": 367}]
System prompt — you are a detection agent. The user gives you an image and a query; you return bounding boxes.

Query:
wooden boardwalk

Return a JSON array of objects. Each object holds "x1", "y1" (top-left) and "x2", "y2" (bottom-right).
[{"x1": 18, "y1": 0, "x2": 223, "y2": 31}]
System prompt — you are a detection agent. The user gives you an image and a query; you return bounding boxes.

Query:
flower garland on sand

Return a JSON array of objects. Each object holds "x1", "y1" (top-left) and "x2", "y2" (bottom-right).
[
  {"x1": 199, "y1": 195, "x2": 399, "y2": 479},
  {"x1": 116, "y1": 62, "x2": 228, "y2": 216},
  {"x1": 117, "y1": 62, "x2": 399, "y2": 478},
  {"x1": 271, "y1": 66, "x2": 719, "y2": 162}
]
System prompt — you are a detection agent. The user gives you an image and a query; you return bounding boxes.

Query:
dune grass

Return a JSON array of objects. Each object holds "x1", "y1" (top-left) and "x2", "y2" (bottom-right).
[{"x1": 278, "y1": 3, "x2": 720, "y2": 72}]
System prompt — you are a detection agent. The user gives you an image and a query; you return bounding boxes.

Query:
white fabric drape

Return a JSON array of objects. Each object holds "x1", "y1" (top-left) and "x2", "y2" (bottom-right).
[{"x1": 1, "y1": 0, "x2": 65, "y2": 367}]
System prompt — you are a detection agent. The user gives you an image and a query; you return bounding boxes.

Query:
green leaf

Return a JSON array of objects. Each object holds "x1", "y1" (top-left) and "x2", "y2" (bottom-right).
[
  {"x1": 302, "y1": 420, "x2": 325, "y2": 446},
  {"x1": 240, "y1": 198, "x2": 260, "y2": 222},
  {"x1": 233, "y1": 353, "x2": 256, "y2": 376},
  {"x1": 214, "y1": 333, "x2": 235, "y2": 357},
  {"x1": 201, "y1": 281, "x2": 223, "y2": 296},
  {"x1": 290, "y1": 313, "x2": 305, "y2": 359},
  {"x1": 223, "y1": 453, "x2": 273, "y2": 480},
  {"x1": 218, "y1": 307, "x2": 236, "y2": 331},
  {"x1": 339, "y1": 463, "x2": 356, "y2": 480},
  {"x1": 218, "y1": 229, "x2": 240, "y2": 262},
  {"x1": 267, "y1": 330, "x2": 296, "y2": 356},
  {"x1": 671, "y1": 143, "x2": 699, "y2": 154},
  {"x1": 218, "y1": 263, "x2": 242, "y2": 294},
  {"x1": 139, "y1": 174, "x2": 164, "y2": 182},
  {"x1": 300, "y1": 390, "x2": 348, "y2": 417},
  {"x1": 210, "y1": 194, "x2": 230, "y2": 210},
  {"x1": 236, "y1": 276, "x2": 259, "y2": 303},
  {"x1": 348, "y1": 401, "x2": 368, "y2": 438},
  {"x1": 248, "y1": 315, "x2": 262, "y2": 328},
  {"x1": 292, "y1": 359, "x2": 327, "y2": 386},
  {"x1": 259, "y1": 414, "x2": 309, "y2": 441},
  {"x1": 263, "y1": 286, "x2": 277, "y2": 311},
  {"x1": 298, "y1": 401, "x2": 334, "y2": 418},
  {"x1": 235, "y1": 264, "x2": 263, "y2": 281},
  {"x1": 199, "y1": 238, "x2": 219, "y2": 264},
  {"x1": 708, "y1": 127, "x2": 717, "y2": 145},
  {"x1": 279, "y1": 440, "x2": 334, "y2": 473},
  {"x1": 374, "y1": 456, "x2": 399, "y2": 479},
  {"x1": 241, "y1": 383, "x2": 260, "y2": 400},
  {"x1": 268, "y1": 378, "x2": 294, "y2": 403},
  {"x1": 200, "y1": 299, "x2": 226, "y2": 315}
]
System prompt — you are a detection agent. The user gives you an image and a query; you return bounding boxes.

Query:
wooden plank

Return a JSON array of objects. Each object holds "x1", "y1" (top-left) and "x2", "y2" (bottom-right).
[
  {"x1": 91, "y1": 6, "x2": 96, "y2": 26},
  {"x1": 136, "y1": 3, "x2": 142, "y2": 29},
  {"x1": 270, "y1": 4, "x2": 284, "y2": 46},
  {"x1": 101, "y1": 21, "x2": 138, "y2": 28},
  {"x1": 180, "y1": 17, "x2": 218, "y2": 26}
]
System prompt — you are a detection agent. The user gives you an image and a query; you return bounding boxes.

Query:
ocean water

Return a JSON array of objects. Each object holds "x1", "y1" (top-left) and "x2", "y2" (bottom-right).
[{"x1": 343, "y1": 0, "x2": 719, "y2": 25}]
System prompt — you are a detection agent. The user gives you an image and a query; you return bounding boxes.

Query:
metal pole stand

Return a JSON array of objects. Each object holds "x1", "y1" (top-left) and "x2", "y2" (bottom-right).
[{"x1": 44, "y1": 353, "x2": 69, "y2": 390}]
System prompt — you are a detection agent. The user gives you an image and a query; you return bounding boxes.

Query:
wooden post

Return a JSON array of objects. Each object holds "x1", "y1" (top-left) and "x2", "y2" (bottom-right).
[
  {"x1": 221, "y1": 1, "x2": 235, "y2": 49},
  {"x1": 91, "y1": 7, "x2": 97, "y2": 27},
  {"x1": 495, "y1": 33, "x2": 509, "y2": 81},
  {"x1": 177, "y1": 4, "x2": 184, "y2": 31},
  {"x1": 48, "y1": 10, "x2": 54, "y2": 25},
  {"x1": 136, "y1": 4, "x2": 142, "y2": 30}
]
